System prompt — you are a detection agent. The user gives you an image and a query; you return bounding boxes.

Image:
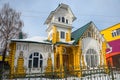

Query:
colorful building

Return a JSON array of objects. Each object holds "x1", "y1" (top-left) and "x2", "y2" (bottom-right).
[
  {"x1": 8, "y1": 3, "x2": 108, "y2": 77},
  {"x1": 101, "y1": 23, "x2": 120, "y2": 67}
]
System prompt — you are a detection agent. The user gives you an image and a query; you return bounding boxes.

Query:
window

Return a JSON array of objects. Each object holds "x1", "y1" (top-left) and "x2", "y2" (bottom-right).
[
  {"x1": 28, "y1": 52, "x2": 43, "y2": 68},
  {"x1": 62, "y1": 17, "x2": 65, "y2": 23},
  {"x1": 17, "y1": 44, "x2": 21, "y2": 50},
  {"x1": 112, "y1": 32, "x2": 115, "y2": 37},
  {"x1": 61, "y1": 31, "x2": 65, "y2": 39},
  {"x1": 85, "y1": 49, "x2": 98, "y2": 68},
  {"x1": 58, "y1": 17, "x2": 60, "y2": 22},
  {"x1": 117, "y1": 28, "x2": 120, "y2": 35},
  {"x1": 66, "y1": 19, "x2": 68, "y2": 24},
  {"x1": 112, "y1": 29, "x2": 120, "y2": 37},
  {"x1": 88, "y1": 32, "x2": 91, "y2": 37}
]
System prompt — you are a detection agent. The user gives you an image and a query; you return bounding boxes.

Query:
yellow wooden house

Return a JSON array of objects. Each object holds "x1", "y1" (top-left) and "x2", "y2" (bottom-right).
[{"x1": 8, "y1": 3, "x2": 108, "y2": 78}]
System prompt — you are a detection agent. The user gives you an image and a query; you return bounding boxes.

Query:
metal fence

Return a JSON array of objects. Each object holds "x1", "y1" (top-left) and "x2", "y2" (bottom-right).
[{"x1": 1, "y1": 66, "x2": 120, "y2": 80}]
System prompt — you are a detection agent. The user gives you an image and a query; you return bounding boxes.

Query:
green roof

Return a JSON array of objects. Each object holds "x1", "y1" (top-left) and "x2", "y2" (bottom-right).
[{"x1": 71, "y1": 21, "x2": 93, "y2": 45}]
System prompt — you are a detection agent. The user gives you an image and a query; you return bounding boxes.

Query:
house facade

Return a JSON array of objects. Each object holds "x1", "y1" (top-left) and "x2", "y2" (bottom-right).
[
  {"x1": 101, "y1": 23, "x2": 120, "y2": 67},
  {"x1": 8, "y1": 3, "x2": 108, "y2": 77}
]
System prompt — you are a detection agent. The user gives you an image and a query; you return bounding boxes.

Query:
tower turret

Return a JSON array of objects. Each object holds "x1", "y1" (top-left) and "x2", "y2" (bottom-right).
[{"x1": 44, "y1": 3, "x2": 76, "y2": 43}]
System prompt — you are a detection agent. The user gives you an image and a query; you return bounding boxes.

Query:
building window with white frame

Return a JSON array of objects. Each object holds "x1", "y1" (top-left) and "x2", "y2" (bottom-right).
[
  {"x1": 86, "y1": 49, "x2": 98, "y2": 68},
  {"x1": 28, "y1": 52, "x2": 43, "y2": 68},
  {"x1": 60, "y1": 31, "x2": 65, "y2": 39},
  {"x1": 111, "y1": 29, "x2": 120, "y2": 37},
  {"x1": 62, "y1": 17, "x2": 65, "y2": 23}
]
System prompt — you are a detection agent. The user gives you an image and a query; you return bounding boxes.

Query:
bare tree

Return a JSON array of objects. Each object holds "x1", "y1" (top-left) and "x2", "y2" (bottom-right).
[{"x1": 0, "y1": 3, "x2": 24, "y2": 78}]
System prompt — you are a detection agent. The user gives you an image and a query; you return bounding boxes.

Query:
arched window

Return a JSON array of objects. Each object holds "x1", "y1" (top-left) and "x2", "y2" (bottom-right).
[
  {"x1": 86, "y1": 49, "x2": 98, "y2": 68},
  {"x1": 28, "y1": 52, "x2": 43, "y2": 68},
  {"x1": 62, "y1": 17, "x2": 65, "y2": 23}
]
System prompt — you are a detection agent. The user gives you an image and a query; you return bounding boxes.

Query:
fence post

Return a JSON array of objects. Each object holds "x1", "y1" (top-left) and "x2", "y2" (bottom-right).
[
  {"x1": 110, "y1": 67, "x2": 114, "y2": 80},
  {"x1": 64, "y1": 65, "x2": 67, "y2": 80}
]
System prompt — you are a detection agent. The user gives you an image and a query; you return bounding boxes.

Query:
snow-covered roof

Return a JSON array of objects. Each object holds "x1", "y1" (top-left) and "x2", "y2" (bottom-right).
[
  {"x1": 11, "y1": 36, "x2": 52, "y2": 45},
  {"x1": 11, "y1": 36, "x2": 75, "y2": 45}
]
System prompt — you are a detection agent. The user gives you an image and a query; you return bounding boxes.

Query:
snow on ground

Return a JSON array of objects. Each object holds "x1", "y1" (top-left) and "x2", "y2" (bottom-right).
[{"x1": 5, "y1": 73, "x2": 120, "y2": 80}]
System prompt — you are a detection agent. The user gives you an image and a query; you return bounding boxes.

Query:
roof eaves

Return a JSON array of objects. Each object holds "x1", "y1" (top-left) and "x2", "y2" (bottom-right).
[
  {"x1": 44, "y1": 11, "x2": 54, "y2": 24},
  {"x1": 55, "y1": 41, "x2": 72, "y2": 45},
  {"x1": 11, "y1": 40, "x2": 52, "y2": 45}
]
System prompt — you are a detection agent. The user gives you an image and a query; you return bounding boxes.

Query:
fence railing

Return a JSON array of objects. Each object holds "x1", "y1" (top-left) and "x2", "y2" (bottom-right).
[{"x1": 1, "y1": 66, "x2": 120, "y2": 80}]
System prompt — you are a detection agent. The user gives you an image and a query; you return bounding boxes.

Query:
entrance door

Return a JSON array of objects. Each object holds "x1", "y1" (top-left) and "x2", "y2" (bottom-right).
[{"x1": 63, "y1": 54, "x2": 69, "y2": 70}]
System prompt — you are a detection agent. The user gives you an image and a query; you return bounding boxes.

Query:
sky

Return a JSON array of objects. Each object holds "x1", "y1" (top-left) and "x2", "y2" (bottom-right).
[{"x1": 0, "y1": 0, "x2": 120, "y2": 38}]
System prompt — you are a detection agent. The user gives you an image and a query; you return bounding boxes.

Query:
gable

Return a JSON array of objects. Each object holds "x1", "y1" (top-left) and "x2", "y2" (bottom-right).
[
  {"x1": 71, "y1": 21, "x2": 105, "y2": 45},
  {"x1": 44, "y1": 3, "x2": 76, "y2": 24},
  {"x1": 71, "y1": 21, "x2": 92, "y2": 44}
]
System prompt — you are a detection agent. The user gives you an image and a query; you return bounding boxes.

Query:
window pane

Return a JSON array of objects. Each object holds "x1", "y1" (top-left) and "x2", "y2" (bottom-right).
[
  {"x1": 33, "y1": 58, "x2": 38, "y2": 68},
  {"x1": 86, "y1": 49, "x2": 98, "y2": 68},
  {"x1": 40, "y1": 54, "x2": 43, "y2": 59},
  {"x1": 118, "y1": 29, "x2": 120, "y2": 35},
  {"x1": 58, "y1": 17, "x2": 60, "y2": 22},
  {"x1": 62, "y1": 17, "x2": 65, "y2": 23},
  {"x1": 34, "y1": 52, "x2": 39, "y2": 56},
  {"x1": 112, "y1": 32, "x2": 114, "y2": 37},
  {"x1": 28, "y1": 60, "x2": 32, "y2": 68},
  {"x1": 61, "y1": 31, "x2": 65, "y2": 39},
  {"x1": 88, "y1": 32, "x2": 91, "y2": 37},
  {"x1": 95, "y1": 55, "x2": 97, "y2": 66},
  {"x1": 29, "y1": 54, "x2": 32, "y2": 58},
  {"x1": 66, "y1": 19, "x2": 68, "y2": 24},
  {"x1": 86, "y1": 55, "x2": 90, "y2": 67},
  {"x1": 40, "y1": 60, "x2": 43, "y2": 67}
]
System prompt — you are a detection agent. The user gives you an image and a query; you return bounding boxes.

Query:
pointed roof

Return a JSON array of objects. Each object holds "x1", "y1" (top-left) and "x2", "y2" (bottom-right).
[
  {"x1": 71, "y1": 21, "x2": 93, "y2": 44},
  {"x1": 44, "y1": 3, "x2": 76, "y2": 24}
]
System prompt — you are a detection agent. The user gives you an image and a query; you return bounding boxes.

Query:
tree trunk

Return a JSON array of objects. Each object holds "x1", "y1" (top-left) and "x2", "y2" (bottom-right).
[{"x1": 0, "y1": 43, "x2": 7, "y2": 79}]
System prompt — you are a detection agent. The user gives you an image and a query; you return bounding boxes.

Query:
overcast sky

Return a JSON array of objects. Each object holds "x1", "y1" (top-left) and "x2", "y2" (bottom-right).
[{"x1": 0, "y1": 0, "x2": 120, "y2": 37}]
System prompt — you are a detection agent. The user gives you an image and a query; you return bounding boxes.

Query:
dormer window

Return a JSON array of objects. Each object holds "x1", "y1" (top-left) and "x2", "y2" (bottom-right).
[{"x1": 62, "y1": 17, "x2": 65, "y2": 23}]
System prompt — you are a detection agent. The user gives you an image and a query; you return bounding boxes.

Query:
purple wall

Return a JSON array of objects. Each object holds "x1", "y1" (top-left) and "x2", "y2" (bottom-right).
[{"x1": 108, "y1": 39, "x2": 120, "y2": 53}]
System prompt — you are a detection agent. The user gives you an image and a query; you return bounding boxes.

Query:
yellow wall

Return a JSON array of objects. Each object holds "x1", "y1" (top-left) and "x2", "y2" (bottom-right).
[
  {"x1": 8, "y1": 42, "x2": 16, "y2": 78},
  {"x1": 52, "y1": 25, "x2": 57, "y2": 43},
  {"x1": 52, "y1": 25, "x2": 71, "y2": 43},
  {"x1": 101, "y1": 23, "x2": 120, "y2": 42},
  {"x1": 16, "y1": 55, "x2": 25, "y2": 75},
  {"x1": 0, "y1": 56, "x2": 8, "y2": 61},
  {"x1": 66, "y1": 28, "x2": 71, "y2": 42}
]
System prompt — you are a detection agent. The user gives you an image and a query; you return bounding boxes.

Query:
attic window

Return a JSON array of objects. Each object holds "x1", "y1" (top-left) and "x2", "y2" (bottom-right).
[
  {"x1": 66, "y1": 19, "x2": 68, "y2": 24},
  {"x1": 62, "y1": 17, "x2": 65, "y2": 23},
  {"x1": 88, "y1": 32, "x2": 91, "y2": 37}
]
